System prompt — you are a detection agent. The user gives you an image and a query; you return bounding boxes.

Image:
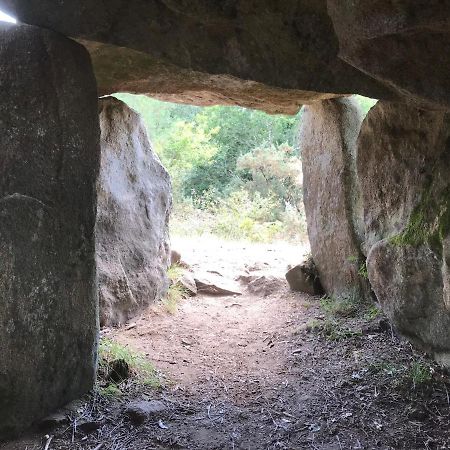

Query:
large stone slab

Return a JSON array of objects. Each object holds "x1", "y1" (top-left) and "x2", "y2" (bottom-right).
[
  {"x1": 0, "y1": 24, "x2": 100, "y2": 438},
  {"x1": 300, "y1": 98, "x2": 371, "y2": 302},
  {"x1": 97, "y1": 97, "x2": 172, "y2": 327},
  {"x1": 0, "y1": 0, "x2": 394, "y2": 113},
  {"x1": 328, "y1": 1, "x2": 450, "y2": 110}
]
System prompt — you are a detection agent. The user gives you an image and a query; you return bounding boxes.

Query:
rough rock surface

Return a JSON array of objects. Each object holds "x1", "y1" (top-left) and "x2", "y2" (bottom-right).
[
  {"x1": 328, "y1": 1, "x2": 450, "y2": 110},
  {"x1": 0, "y1": 24, "x2": 99, "y2": 439},
  {"x1": 300, "y1": 98, "x2": 370, "y2": 302},
  {"x1": 97, "y1": 97, "x2": 172, "y2": 327},
  {"x1": 285, "y1": 259, "x2": 323, "y2": 295},
  {"x1": 175, "y1": 271, "x2": 197, "y2": 297},
  {"x1": 7, "y1": 1, "x2": 450, "y2": 110},
  {"x1": 357, "y1": 103, "x2": 449, "y2": 253},
  {"x1": 194, "y1": 271, "x2": 242, "y2": 296},
  {"x1": 361, "y1": 102, "x2": 450, "y2": 362},
  {"x1": 368, "y1": 241, "x2": 450, "y2": 364},
  {"x1": 125, "y1": 400, "x2": 166, "y2": 425},
  {"x1": 247, "y1": 275, "x2": 285, "y2": 298},
  {"x1": 0, "y1": 0, "x2": 394, "y2": 113}
]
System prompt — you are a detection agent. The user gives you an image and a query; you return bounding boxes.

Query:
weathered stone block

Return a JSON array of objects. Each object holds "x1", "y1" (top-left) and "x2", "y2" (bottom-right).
[
  {"x1": 0, "y1": 24, "x2": 100, "y2": 438},
  {"x1": 357, "y1": 103, "x2": 448, "y2": 253},
  {"x1": 300, "y1": 98, "x2": 371, "y2": 302},
  {"x1": 96, "y1": 97, "x2": 172, "y2": 327},
  {"x1": 361, "y1": 102, "x2": 450, "y2": 362}
]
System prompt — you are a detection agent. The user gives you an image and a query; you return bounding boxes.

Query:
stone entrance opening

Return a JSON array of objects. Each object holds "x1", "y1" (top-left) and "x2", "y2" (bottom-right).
[{"x1": 1, "y1": 2, "x2": 450, "y2": 448}]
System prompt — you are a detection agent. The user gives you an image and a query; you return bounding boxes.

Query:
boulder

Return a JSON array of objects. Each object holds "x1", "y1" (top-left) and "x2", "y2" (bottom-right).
[
  {"x1": 125, "y1": 400, "x2": 167, "y2": 425},
  {"x1": 170, "y1": 249, "x2": 182, "y2": 266},
  {"x1": 0, "y1": 24, "x2": 99, "y2": 438},
  {"x1": 368, "y1": 240, "x2": 450, "y2": 364},
  {"x1": 247, "y1": 275, "x2": 285, "y2": 297},
  {"x1": 7, "y1": 1, "x2": 450, "y2": 110},
  {"x1": 170, "y1": 249, "x2": 190, "y2": 269},
  {"x1": 96, "y1": 97, "x2": 172, "y2": 327},
  {"x1": 194, "y1": 271, "x2": 242, "y2": 296},
  {"x1": 285, "y1": 258, "x2": 324, "y2": 295},
  {"x1": 360, "y1": 101, "x2": 450, "y2": 363},
  {"x1": 175, "y1": 271, "x2": 197, "y2": 297},
  {"x1": 300, "y1": 98, "x2": 371, "y2": 302}
]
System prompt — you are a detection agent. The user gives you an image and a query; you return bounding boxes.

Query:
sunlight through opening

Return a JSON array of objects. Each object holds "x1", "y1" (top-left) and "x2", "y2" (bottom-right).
[{"x1": 0, "y1": 9, "x2": 17, "y2": 23}]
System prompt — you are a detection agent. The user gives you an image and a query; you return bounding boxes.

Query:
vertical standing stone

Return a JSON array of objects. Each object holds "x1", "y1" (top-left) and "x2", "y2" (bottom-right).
[
  {"x1": 359, "y1": 102, "x2": 450, "y2": 363},
  {"x1": 0, "y1": 24, "x2": 100, "y2": 438},
  {"x1": 300, "y1": 98, "x2": 370, "y2": 302},
  {"x1": 96, "y1": 97, "x2": 172, "y2": 327}
]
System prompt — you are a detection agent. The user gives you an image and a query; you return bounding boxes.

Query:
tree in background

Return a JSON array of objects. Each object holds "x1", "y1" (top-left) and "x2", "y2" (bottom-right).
[
  {"x1": 113, "y1": 93, "x2": 376, "y2": 242},
  {"x1": 237, "y1": 143, "x2": 302, "y2": 214},
  {"x1": 183, "y1": 105, "x2": 299, "y2": 199}
]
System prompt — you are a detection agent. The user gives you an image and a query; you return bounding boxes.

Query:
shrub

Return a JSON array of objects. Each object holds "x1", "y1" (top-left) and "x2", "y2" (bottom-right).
[{"x1": 170, "y1": 189, "x2": 306, "y2": 243}]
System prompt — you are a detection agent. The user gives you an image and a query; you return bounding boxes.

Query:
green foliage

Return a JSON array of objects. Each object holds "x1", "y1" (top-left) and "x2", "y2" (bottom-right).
[
  {"x1": 98, "y1": 338, "x2": 160, "y2": 389},
  {"x1": 183, "y1": 106, "x2": 300, "y2": 198},
  {"x1": 358, "y1": 262, "x2": 368, "y2": 279},
  {"x1": 100, "y1": 384, "x2": 122, "y2": 398},
  {"x1": 114, "y1": 95, "x2": 381, "y2": 243},
  {"x1": 307, "y1": 318, "x2": 361, "y2": 341},
  {"x1": 368, "y1": 360, "x2": 400, "y2": 377},
  {"x1": 163, "y1": 264, "x2": 189, "y2": 314},
  {"x1": 347, "y1": 256, "x2": 368, "y2": 280},
  {"x1": 408, "y1": 361, "x2": 433, "y2": 388},
  {"x1": 353, "y1": 95, "x2": 378, "y2": 116},
  {"x1": 364, "y1": 304, "x2": 381, "y2": 321},
  {"x1": 167, "y1": 263, "x2": 184, "y2": 281},
  {"x1": 237, "y1": 143, "x2": 303, "y2": 210},
  {"x1": 369, "y1": 359, "x2": 433, "y2": 390},
  {"x1": 163, "y1": 283, "x2": 188, "y2": 314},
  {"x1": 320, "y1": 292, "x2": 362, "y2": 319},
  {"x1": 170, "y1": 189, "x2": 306, "y2": 242}
]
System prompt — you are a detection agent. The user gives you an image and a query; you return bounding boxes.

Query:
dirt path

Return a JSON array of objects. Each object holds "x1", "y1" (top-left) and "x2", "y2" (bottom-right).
[
  {"x1": 115, "y1": 236, "x2": 309, "y2": 390},
  {"x1": 3, "y1": 237, "x2": 450, "y2": 449}
]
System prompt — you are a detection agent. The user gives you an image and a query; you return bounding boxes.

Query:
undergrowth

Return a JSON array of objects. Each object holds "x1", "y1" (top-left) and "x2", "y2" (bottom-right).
[
  {"x1": 320, "y1": 291, "x2": 362, "y2": 318},
  {"x1": 163, "y1": 263, "x2": 189, "y2": 314},
  {"x1": 369, "y1": 359, "x2": 434, "y2": 390},
  {"x1": 163, "y1": 283, "x2": 188, "y2": 314},
  {"x1": 170, "y1": 191, "x2": 307, "y2": 243},
  {"x1": 307, "y1": 290, "x2": 383, "y2": 341},
  {"x1": 97, "y1": 338, "x2": 161, "y2": 397},
  {"x1": 306, "y1": 318, "x2": 362, "y2": 341}
]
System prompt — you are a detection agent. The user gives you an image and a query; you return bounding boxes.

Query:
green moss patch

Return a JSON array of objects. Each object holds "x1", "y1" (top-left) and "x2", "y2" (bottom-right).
[{"x1": 390, "y1": 184, "x2": 450, "y2": 255}]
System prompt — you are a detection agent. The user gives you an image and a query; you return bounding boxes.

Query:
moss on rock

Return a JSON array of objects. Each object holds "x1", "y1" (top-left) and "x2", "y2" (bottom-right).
[{"x1": 390, "y1": 185, "x2": 450, "y2": 256}]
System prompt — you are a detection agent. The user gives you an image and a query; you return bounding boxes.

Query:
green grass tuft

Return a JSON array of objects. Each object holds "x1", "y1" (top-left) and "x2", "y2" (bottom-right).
[
  {"x1": 162, "y1": 283, "x2": 188, "y2": 314},
  {"x1": 408, "y1": 361, "x2": 433, "y2": 388},
  {"x1": 320, "y1": 292, "x2": 362, "y2": 319},
  {"x1": 100, "y1": 384, "x2": 122, "y2": 398},
  {"x1": 364, "y1": 304, "x2": 381, "y2": 321},
  {"x1": 167, "y1": 263, "x2": 184, "y2": 281},
  {"x1": 98, "y1": 338, "x2": 161, "y2": 391}
]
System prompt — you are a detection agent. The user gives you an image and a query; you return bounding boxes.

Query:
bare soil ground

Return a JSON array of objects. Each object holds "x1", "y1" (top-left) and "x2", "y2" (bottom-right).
[{"x1": 3, "y1": 237, "x2": 450, "y2": 449}]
